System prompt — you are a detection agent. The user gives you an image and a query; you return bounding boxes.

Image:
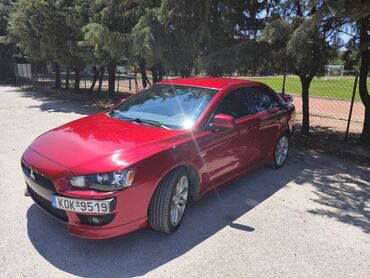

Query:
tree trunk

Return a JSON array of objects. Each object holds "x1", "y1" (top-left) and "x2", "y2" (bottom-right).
[
  {"x1": 300, "y1": 77, "x2": 311, "y2": 135},
  {"x1": 158, "y1": 64, "x2": 164, "y2": 81},
  {"x1": 361, "y1": 107, "x2": 370, "y2": 144},
  {"x1": 74, "y1": 67, "x2": 80, "y2": 92},
  {"x1": 65, "y1": 68, "x2": 70, "y2": 90},
  {"x1": 358, "y1": 17, "x2": 370, "y2": 145},
  {"x1": 180, "y1": 65, "x2": 192, "y2": 77},
  {"x1": 54, "y1": 63, "x2": 61, "y2": 88},
  {"x1": 89, "y1": 65, "x2": 99, "y2": 94},
  {"x1": 151, "y1": 65, "x2": 159, "y2": 83},
  {"x1": 139, "y1": 62, "x2": 148, "y2": 88},
  {"x1": 97, "y1": 66, "x2": 105, "y2": 97},
  {"x1": 107, "y1": 65, "x2": 115, "y2": 98}
]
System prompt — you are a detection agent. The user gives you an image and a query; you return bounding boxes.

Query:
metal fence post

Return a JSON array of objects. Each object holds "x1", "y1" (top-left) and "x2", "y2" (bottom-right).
[
  {"x1": 25, "y1": 63, "x2": 30, "y2": 85},
  {"x1": 116, "y1": 73, "x2": 120, "y2": 93},
  {"x1": 282, "y1": 73, "x2": 286, "y2": 93},
  {"x1": 42, "y1": 65, "x2": 45, "y2": 86},
  {"x1": 345, "y1": 76, "x2": 358, "y2": 142},
  {"x1": 14, "y1": 63, "x2": 19, "y2": 84}
]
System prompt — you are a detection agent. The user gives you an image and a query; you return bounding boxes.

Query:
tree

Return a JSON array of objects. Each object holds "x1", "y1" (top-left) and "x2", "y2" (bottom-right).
[
  {"x1": 0, "y1": 0, "x2": 16, "y2": 82},
  {"x1": 357, "y1": 17, "x2": 370, "y2": 145},
  {"x1": 8, "y1": 0, "x2": 86, "y2": 90},
  {"x1": 130, "y1": 2, "x2": 166, "y2": 85},
  {"x1": 260, "y1": 6, "x2": 332, "y2": 134},
  {"x1": 324, "y1": 0, "x2": 370, "y2": 145},
  {"x1": 81, "y1": 0, "x2": 133, "y2": 97},
  {"x1": 287, "y1": 18, "x2": 332, "y2": 134},
  {"x1": 156, "y1": 0, "x2": 210, "y2": 77}
]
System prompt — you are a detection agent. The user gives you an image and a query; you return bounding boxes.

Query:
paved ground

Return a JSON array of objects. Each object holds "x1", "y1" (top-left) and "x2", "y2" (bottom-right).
[{"x1": 0, "y1": 85, "x2": 369, "y2": 278}]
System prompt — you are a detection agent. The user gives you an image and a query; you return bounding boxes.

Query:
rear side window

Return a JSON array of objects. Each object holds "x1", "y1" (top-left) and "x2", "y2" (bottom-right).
[
  {"x1": 249, "y1": 87, "x2": 278, "y2": 113},
  {"x1": 216, "y1": 86, "x2": 280, "y2": 120}
]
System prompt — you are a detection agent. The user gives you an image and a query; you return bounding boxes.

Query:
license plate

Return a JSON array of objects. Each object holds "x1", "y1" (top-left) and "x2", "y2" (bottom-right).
[{"x1": 51, "y1": 195, "x2": 112, "y2": 214}]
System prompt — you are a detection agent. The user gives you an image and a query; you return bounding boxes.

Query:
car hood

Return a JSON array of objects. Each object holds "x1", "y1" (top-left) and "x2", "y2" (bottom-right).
[{"x1": 28, "y1": 113, "x2": 187, "y2": 174}]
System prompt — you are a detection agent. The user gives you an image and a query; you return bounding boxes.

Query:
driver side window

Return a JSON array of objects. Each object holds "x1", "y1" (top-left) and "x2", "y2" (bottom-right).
[{"x1": 216, "y1": 88, "x2": 250, "y2": 119}]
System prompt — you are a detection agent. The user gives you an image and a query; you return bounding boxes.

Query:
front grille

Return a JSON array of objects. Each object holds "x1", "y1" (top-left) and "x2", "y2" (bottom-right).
[
  {"x1": 21, "y1": 162, "x2": 56, "y2": 191},
  {"x1": 28, "y1": 185, "x2": 68, "y2": 222}
]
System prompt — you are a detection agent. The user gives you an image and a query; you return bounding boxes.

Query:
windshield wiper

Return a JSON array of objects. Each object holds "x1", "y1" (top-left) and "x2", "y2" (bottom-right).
[
  {"x1": 128, "y1": 118, "x2": 171, "y2": 130},
  {"x1": 108, "y1": 110, "x2": 170, "y2": 129},
  {"x1": 108, "y1": 109, "x2": 122, "y2": 118}
]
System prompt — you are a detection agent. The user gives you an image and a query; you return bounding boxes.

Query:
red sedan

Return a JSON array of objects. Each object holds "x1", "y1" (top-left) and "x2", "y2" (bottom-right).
[{"x1": 22, "y1": 77, "x2": 295, "y2": 239}]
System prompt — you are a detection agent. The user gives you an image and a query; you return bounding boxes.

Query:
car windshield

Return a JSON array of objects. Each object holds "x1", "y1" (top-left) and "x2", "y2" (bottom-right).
[{"x1": 109, "y1": 84, "x2": 218, "y2": 129}]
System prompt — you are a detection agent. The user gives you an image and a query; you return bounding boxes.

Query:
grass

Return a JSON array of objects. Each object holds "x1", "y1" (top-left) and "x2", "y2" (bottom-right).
[{"x1": 247, "y1": 76, "x2": 365, "y2": 101}]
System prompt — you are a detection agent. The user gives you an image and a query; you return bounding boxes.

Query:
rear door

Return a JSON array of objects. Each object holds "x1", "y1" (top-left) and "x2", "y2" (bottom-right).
[{"x1": 249, "y1": 86, "x2": 285, "y2": 158}]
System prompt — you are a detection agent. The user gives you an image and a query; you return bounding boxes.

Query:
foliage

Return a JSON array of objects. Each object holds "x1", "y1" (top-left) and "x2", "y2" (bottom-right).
[
  {"x1": 0, "y1": 0, "x2": 15, "y2": 81},
  {"x1": 260, "y1": 12, "x2": 333, "y2": 134},
  {"x1": 324, "y1": 0, "x2": 370, "y2": 145},
  {"x1": 3, "y1": 0, "x2": 370, "y2": 142}
]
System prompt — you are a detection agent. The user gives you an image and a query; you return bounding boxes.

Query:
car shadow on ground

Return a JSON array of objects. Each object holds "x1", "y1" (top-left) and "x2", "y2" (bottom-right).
[
  {"x1": 26, "y1": 150, "x2": 370, "y2": 277},
  {"x1": 20, "y1": 90, "x2": 107, "y2": 115},
  {"x1": 26, "y1": 156, "x2": 301, "y2": 277}
]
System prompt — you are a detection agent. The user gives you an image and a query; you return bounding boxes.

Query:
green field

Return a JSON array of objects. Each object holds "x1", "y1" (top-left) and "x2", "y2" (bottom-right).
[{"x1": 247, "y1": 76, "x2": 365, "y2": 101}]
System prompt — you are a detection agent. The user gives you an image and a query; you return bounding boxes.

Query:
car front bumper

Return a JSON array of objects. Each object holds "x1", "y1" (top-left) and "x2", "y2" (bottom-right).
[
  {"x1": 21, "y1": 148, "x2": 153, "y2": 239},
  {"x1": 25, "y1": 177, "x2": 148, "y2": 239}
]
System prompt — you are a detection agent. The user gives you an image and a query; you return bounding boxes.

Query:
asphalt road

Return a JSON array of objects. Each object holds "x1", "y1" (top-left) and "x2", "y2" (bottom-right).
[{"x1": 0, "y1": 85, "x2": 369, "y2": 278}]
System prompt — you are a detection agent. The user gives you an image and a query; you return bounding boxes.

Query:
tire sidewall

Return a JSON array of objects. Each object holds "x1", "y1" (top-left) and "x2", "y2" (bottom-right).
[
  {"x1": 165, "y1": 169, "x2": 190, "y2": 233},
  {"x1": 273, "y1": 134, "x2": 290, "y2": 168}
]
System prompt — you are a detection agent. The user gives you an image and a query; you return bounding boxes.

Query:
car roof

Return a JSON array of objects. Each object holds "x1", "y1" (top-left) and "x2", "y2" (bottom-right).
[{"x1": 158, "y1": 77, "x2": 261, "y2": 90}]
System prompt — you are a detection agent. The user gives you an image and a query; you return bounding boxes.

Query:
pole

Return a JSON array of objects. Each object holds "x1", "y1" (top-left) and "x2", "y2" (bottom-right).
[
  {"x1": 116, "y1": 73, "x2": 120, "y2": 93},
  {"x1": 282, "y1": 73, "x2": 286, "y2": 93},
  {"x1": 345, "y1": 76, "x2": 358, "y2": 142},
  {"x1": 42, "y1": 65, "x2": 45, "y2": 86}
]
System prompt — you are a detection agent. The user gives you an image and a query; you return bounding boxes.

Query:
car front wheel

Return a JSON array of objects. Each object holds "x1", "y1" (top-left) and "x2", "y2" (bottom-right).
[
  {"x1": 149, "y1": 168, "x2": 189, "y2": 234},
  {"x1": 272, "y1": 134, "x2": 290, "y2": 168}
]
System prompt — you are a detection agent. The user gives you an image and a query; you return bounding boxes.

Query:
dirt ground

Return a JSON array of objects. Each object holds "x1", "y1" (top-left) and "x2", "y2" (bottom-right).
[
  {"x1": 292, "y1": 95, "x2": 364, "y2": 134},
  {"x1": 0, "y1": 85, "x2": 369, "y2": 278}
]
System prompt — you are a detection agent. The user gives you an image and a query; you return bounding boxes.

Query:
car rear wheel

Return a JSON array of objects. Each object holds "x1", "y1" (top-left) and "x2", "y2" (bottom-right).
[
  {"x1": 149, "y1": 168, "x2": 189, "y2": 234},
  {"x1": 272, "y1": 134, "x2": 289, "y2": 168}
]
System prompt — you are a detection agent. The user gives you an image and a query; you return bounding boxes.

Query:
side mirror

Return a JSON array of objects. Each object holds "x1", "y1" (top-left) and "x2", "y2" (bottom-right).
[{"x1": 212, "y1": 114, "x2": 236, "y2": 130}]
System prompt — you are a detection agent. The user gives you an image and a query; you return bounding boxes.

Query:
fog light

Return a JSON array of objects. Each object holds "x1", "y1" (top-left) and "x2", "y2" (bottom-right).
[
  {"x1": 77, "y1": 214, "x2": 115, "y2": 226},
  {"x1": 91, "y1": 216, "x2": 101, "y2": 225}
]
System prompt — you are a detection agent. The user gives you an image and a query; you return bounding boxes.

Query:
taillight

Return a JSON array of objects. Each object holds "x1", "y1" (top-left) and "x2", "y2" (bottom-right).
[{"x1": 280, "y1": 93, "x2": 293, "y2": 103}]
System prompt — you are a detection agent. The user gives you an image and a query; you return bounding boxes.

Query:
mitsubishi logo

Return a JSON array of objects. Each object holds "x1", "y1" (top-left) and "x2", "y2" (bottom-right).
[{"x1": 30, "y1": 169, "x2": 35, "y2": 180}]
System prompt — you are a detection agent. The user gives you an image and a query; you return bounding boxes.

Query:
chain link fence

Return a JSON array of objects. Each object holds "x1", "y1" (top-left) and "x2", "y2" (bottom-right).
[
  {"x1": 15, "y1": 63, "x2": 142, "y2": 93},
  {"x1": 14, "y1": 63, "x2": 366, "y2": 142},
  {"x1": 248, "y1": 76, "x2": 365, "y2": 142}
]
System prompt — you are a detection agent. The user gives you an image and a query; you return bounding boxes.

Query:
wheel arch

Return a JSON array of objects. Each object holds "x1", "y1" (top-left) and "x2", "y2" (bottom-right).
[{"x1": 151, "y1": 163, "x2": 201, "y2": 204}]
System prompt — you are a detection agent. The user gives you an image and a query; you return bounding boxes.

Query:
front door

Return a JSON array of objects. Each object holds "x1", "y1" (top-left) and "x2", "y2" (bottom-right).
[{"x1": 200, "y1": 88, "x2": 260, "y2": 187}]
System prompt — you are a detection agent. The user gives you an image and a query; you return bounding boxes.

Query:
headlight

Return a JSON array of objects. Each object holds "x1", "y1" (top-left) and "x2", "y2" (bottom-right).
[{"x1": 69, "y1": 169, "x2": 135, "y2": 191}]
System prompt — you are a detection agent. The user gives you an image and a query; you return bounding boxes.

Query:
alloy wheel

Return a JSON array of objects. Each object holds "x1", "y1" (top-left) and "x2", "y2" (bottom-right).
[
  {"x1": 275, "y1": 135, "x2": 289, "y2": 167},
  {"x1": 170, "y1": 175, "x2": 189, "y2": 226}
]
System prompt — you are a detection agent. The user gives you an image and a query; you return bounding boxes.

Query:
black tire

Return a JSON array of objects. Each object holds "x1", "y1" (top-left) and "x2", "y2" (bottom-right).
[
  {"x1": 149, "y1": 168, "x2": 190, "y2": 234},
  {"x1": 271, "y1": 133, "x2": 290, "y2": 169}
]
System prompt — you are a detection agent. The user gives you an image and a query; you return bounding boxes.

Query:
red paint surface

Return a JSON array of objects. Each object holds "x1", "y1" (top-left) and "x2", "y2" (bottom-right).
[{"x1": 22, "y1": 77, "x2": 295, "y2": 239}]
